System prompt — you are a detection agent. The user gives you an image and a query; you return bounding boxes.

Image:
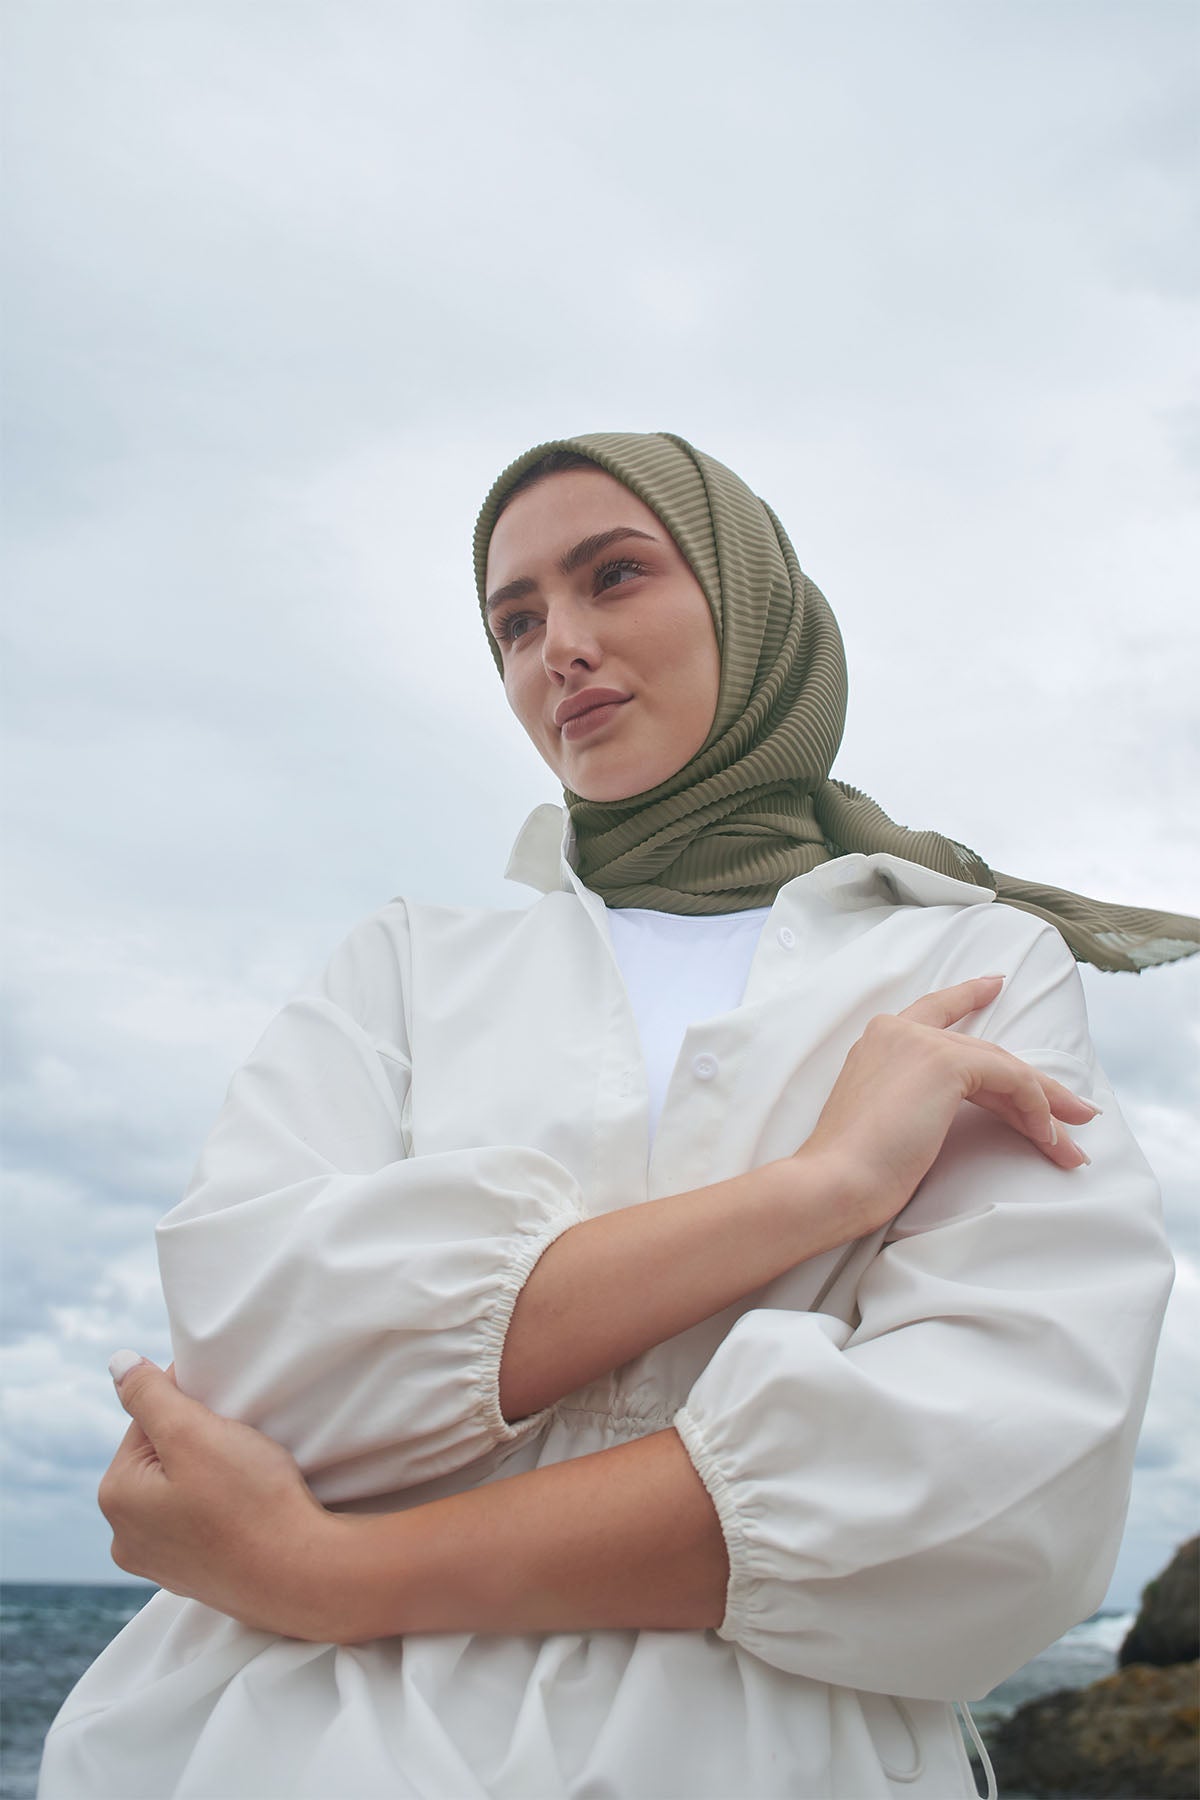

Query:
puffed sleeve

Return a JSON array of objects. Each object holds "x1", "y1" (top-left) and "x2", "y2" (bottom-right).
[
  {"x1": 672, "y1": 919, "x2": 1175, "y2": 1702},
  {"x1": 156, "y1": 904, "x2": 587, "y2": 1506}
]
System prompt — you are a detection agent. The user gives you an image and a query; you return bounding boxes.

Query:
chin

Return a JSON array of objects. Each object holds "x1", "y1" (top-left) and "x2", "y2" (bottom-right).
[{"x1": 565, "y1": 765, "x2": 664, "y2": 804}]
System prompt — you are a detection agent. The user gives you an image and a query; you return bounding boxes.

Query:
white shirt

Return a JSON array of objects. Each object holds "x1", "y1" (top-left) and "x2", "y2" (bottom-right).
[{"x1": 39, "y1": 804, "x2": 1174, "y2": 1800}]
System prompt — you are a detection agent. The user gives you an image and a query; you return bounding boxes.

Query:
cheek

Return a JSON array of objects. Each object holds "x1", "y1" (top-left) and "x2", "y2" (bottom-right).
[
  {"x1": 504, "y1": 665, "x2": 549, "y2": 743},
  {"x1": 656, "y1": 611, "x2": 719, "y2": 714},
  {"x1": 674, "y1": 630, "x2": 720, "y2": 748},
  {"x1": 502, "y1": 670, "x2": 526, "y2": 727}
]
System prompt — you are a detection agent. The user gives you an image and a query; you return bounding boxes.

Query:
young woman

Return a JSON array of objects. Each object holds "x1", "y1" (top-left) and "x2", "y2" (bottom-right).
[{"x1": 39, "y1": 433, "x2": 1193, "y2": 1800}]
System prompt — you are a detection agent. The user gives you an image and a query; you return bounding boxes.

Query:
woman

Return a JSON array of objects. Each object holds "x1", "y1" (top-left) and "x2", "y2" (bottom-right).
[{"x1": 40, "y1": 433, "x2": 1193, "y2": 1800}]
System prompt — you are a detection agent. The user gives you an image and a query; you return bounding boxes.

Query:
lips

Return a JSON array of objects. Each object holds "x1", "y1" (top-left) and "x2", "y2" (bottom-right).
[{"x1": 553, "y1": 689, "x2": 632, "y2": 730}]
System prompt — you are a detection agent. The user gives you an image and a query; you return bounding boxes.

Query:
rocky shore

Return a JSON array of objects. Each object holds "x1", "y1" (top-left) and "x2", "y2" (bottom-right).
[{"x1": 985, "y1": 1538, "x2": 1199, "y2": 1800}]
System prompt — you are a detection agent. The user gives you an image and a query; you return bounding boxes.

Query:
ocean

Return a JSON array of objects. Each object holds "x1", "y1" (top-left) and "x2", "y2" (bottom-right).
[{"x1": 0, "y1": 1583, "x2": 1135, "y2": 1800}]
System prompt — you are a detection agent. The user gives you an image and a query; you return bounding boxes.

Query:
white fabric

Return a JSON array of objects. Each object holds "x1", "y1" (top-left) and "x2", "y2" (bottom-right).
[
  {"x1": 605, "y1": 904, "x2": 770, "y2": 1140},
  {"x1": 39, "y1": 803, "x2": 1174, "y2": 1800}
]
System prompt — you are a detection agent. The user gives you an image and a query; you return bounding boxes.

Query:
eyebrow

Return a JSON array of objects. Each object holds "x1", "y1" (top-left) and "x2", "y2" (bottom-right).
[{"x1": 485, "y1": 526, "x2": 660, "y2": 614}]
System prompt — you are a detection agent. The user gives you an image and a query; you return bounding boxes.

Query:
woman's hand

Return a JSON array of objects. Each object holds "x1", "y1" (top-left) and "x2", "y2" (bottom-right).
[
  {"x1": 794, "y1": 973, "x2": 1099, "y2": 1240},
  {"x1": 503, "y1": 974, "x2": 1102, "y2": 1423},
  {"x1": 97, "y1": 1358, "x2": 728, "y2": 1646},
  {"x1": 99, "y1": 1355, "x2": 336, "y2": 1639}
]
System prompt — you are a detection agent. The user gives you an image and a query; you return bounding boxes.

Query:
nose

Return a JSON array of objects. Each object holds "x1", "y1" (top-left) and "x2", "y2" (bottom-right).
[{"x1": 541, "y1": 597, "x2": 601, "y2": 682}]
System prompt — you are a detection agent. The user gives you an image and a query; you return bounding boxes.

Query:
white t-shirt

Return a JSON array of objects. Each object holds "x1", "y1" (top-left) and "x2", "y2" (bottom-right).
[{"x1": 605, "y1": 905, "x2": 771, "y2": 1142}]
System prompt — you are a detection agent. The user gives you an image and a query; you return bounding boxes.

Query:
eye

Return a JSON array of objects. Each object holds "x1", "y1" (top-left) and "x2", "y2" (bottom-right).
[
  {"x1": 492, "y1": 609, "x2": 540, "y2": 647},
  {"x1": 594, "y1": 557, "x2": 646, "y2": 591}
]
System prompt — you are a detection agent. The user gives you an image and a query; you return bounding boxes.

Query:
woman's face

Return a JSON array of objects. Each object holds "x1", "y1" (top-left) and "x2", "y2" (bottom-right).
[{"x1": 484, "y1": 468, "x2": 721, "y2": 802}]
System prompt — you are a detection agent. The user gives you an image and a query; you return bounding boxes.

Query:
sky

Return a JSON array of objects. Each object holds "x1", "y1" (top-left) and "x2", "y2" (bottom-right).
[{"x1": 2, "y1": 1, "x2": 1197, "y2": 1613}]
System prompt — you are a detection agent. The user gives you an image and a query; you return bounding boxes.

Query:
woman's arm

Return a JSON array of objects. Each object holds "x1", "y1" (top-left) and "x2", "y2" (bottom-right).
[
  {"x1": 102, "y1": 1007, "x2": 1168, "y2": 1680},
  {"x1": 100, "y1": 965, "x2": 1107, "y2": 1644},
  {"x1": 102, "y1": 1362, "x2": 723, "y2": 1643},
  {"x1": 664, "y1": 925, "x2": 1175, "y2": 1702},
  {"x1": 498, "y1": 972, "x2": 1094, "y2": 1419},
  {"x1": 162, "y1": 907, "x2": 1092, "y2": 1501}
]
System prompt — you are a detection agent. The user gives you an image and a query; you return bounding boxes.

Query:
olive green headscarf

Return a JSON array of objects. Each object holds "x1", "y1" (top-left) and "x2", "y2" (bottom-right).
[{"x1": 474, "y1": 431, "x2": 1200, "y2": 973}]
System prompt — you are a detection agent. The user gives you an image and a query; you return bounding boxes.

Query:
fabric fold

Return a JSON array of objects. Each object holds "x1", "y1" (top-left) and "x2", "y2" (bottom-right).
[
  {"x1": 672, "y1": 928, "x2": 1173, "y2": 1699},
  {"x1": 157, "y1": 913, "x2": 588, "y2": 1504}
]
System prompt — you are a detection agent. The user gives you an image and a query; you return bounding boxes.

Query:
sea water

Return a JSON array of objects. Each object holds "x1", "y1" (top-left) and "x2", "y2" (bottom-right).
[
  {"x1": 0, "y1": 1582, "x2": 1136, "y2": 1800},
  {"x1": 1, "y1": 1583, "x2": 156, "y2": 1800}
]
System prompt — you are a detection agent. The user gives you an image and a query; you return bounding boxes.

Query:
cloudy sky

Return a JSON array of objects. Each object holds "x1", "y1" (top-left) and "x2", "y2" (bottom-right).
[{"x1": 3, "y1": 1, "x2": 1197, "y2": 1613}]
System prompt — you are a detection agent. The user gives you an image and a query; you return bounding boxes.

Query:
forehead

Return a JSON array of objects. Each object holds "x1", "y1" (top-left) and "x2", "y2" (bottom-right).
[{"x1": 485, "y1": 467, "x2": 666, "y2": 586}]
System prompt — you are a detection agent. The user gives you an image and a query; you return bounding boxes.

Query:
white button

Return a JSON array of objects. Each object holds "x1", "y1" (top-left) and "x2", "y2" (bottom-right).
[
  {"x1": 692, "y1": 1053, "x2": 719, "y2": 1082},
  {"x1": 777, "y1": 925, "x2": 796, "y2": 949},
  {"x1": 618, "y1": 1071, "x2": 637, "y2": 1097}
]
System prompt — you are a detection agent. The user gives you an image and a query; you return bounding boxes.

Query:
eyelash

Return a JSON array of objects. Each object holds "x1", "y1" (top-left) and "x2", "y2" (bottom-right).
[
  {"x1": 594, "y1": 555, "x2": 646, "y2": 590},
  {"x1": 493, "y1": 558, "x2": 646, "y2": 645}
]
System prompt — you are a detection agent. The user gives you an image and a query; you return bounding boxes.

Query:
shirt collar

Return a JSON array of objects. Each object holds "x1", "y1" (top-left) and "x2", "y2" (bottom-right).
[
  {"x1": 503, "y1": 803, "x2": 995, "y2": 914},
  {"x1": 504, "y1": 803, "x2": 577, "y2": 894}
]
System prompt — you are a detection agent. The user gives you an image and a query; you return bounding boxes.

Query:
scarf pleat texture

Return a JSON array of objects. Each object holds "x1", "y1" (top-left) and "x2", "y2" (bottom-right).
[{"x1": 474, "y1": 431, "x2": 1199, "y2": 973}]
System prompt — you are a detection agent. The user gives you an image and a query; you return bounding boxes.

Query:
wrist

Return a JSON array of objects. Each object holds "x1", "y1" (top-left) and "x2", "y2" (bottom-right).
[
  {"x1": 761, "y1": 1146, "x2": 871, "y2": 1260},
  {"x1": 289, "y1": 1509, "x2": 393, "y2": 1644},
  {"x1": 310, "y1": 1498, "x2": 493, "y2": 1644}
]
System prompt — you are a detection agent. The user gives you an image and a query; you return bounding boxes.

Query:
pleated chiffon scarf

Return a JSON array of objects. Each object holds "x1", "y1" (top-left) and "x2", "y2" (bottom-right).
[{"x1": 474, "y1": 432, "x2": 1199, "y2": 973}]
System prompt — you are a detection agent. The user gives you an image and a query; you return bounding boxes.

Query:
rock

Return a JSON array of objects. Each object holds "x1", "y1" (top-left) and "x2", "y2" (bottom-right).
[
  {"x1": 1120, "y1": 1536, "x2": 1199, "y2": 1669},
  {"x1": 986, "y1": 1660, "x2": 1199, "y2": 1800}
]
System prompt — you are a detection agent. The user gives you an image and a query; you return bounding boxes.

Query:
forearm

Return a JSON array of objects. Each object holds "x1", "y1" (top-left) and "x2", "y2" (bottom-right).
[
  {"x1": 500, "y1": 1150, "x2": 855, "y2": 1420},
  {"x1": 319, "y1": 1429, "x2": 727, "y2": 1644},
  {"x1": 501, "y1": 969, "x2": 1102, "y2": 1425}
]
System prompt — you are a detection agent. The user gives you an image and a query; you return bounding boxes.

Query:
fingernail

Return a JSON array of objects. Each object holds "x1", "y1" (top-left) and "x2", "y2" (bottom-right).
[
  {"x1": 1077, "y1": 1150, "x2": 1092, "y2": 1167},
  {"x1": 1081, "y1": 1102, "x2": 1103, "y2": 1118},
  {"x1": 1046, "y1": 1119, "x2": 1058, "y2": 1146},
  {"x1": 108, "y1": 1349, "x2": 144, "y2": 1386}
]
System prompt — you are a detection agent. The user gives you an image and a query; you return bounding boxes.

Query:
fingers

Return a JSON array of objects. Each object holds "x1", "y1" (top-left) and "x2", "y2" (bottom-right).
[
  {"x1": 974, "y1": 1093, "x2": 1090, "y2": 1168},
  {"x1": 896, "y1": 977, "x2": 1100, "y2": 1167},
  {"x1": 108, "y1": 1349, "x2": 145, "y2": 1385},
  {"x1": 898, "y1": 974, "x2": 1005, "y2": 1031},
  {"x1": 966, "y1": 1057, "x2": 1094, "y2": 1167},
  {"x1": 1042, "y1": 1074, "x2": 1102, "y2": 1125},
  {"x1": 990, "y1": 1067, "x2": 1058, "y2": 1151},
  {"x1": 108, "y1": 1352, "x2": 202, "y2": 1470},
  {"x1": 100, "y1": 1423, "x2": 150, "y2": 1504}
]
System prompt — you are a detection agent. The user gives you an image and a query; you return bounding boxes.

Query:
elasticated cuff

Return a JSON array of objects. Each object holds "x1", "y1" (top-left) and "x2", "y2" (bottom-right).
[{"x1": 471, "y1": 1201, "x2": 590, "y2": 1447}]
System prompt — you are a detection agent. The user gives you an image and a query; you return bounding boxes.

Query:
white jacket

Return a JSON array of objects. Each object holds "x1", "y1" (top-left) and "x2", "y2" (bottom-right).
[{"x1": 39, "y1": 805, "x2": 1174, "y2": 1800}]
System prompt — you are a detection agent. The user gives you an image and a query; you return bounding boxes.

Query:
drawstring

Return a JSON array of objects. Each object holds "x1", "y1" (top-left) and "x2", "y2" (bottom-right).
[
  {"x1": 878, "y1": 1697, "x2": 925, "y2": 1783},
  {"x1": 955, "y1": 1700, "x2": 997, "y2": 1800}
]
